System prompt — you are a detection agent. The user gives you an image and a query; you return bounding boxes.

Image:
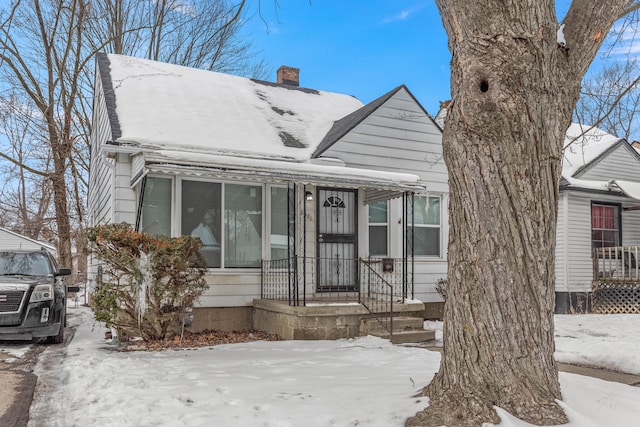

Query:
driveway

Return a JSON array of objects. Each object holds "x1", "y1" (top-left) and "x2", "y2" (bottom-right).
[{"x1": 0, "y1": 312, "x2": 77, "y2": 427}]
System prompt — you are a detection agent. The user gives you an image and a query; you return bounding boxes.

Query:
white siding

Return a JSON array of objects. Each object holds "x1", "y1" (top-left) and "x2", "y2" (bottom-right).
[
  {"x1": 199, "y1": 272, "x2": 261, "y2": 307},
  {"x1": 558, "y1": 190, "x2": 640, "y2": 293},
  {"x1": 87, "y1": 69, "x2": 115, "y2": 228},
  {"x1": 554, "y1": 192, "x2": 569, "y2": 292},
  {"x1": 324, "y1": 88, "x2": 448, "y2": 302},
  {"x1": 0, "y1": 228, "x2": 56, "y2": 254},
  {"x1": 578, "y1": 143, "x2": 640, "y2": 181},
  {"x1": 113, "y1": 154, "x2": 137, "y2": 224},
  {"x1": 622, "y1": 209, "x2": 640, "y2": 245},
  {"x1": 565, "y1": 193, "x2": 595, "y2": 292},
  {"x1": 323, "y1": 88, "x2": 448, "y2": 193}
]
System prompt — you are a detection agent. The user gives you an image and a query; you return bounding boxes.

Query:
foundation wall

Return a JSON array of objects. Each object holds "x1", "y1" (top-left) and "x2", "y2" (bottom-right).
[
  {"x1": 191, "y1": 306, "x2": 253, "y2": 332},
  {"x1": 252, "y1": 299, "x2": 425, "y2": 340}
]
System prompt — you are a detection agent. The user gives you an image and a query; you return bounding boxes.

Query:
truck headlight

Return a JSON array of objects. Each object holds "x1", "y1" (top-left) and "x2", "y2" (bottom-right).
[{"x1": 30, "y1": 284, "x2": 54, "y2": 302}]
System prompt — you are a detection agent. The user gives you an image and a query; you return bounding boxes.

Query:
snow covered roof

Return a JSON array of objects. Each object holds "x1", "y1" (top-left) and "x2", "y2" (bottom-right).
[
  {"x1": 561, "y1": 123, "x2": 640, "y2": 201},
  {"x1": 562, "y1": 123, "x2": 624, "y2": 179},
  {"x1": 0, "y1": 227, "x2": 56, "y2": 254},
  {"x1": 96, "y1": 53, "x2": 428, "y2": 196},
  {"x1": 97, "y1": 53, "x2": 364, "y2": 161}
]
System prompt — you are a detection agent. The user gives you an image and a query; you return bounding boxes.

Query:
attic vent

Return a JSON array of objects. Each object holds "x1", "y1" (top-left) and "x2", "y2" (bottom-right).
[{"x1": 279, "y1": 131, "x2": 305, "y2": 148}]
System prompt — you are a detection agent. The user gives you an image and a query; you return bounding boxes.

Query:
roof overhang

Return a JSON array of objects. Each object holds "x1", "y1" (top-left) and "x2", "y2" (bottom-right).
[
  {"x1": 136, "y1": 151, "x2": 426, "y2": 203},
  {"x1": 561, "y1": 178, "x2": 640, "y2": 208}
]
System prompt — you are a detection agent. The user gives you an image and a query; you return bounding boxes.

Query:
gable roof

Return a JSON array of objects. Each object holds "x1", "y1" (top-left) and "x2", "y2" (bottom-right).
[
  {"x1": 96, "y1": 53, "x2": 364, "y2": 162},
  {"x1": 561, "y1": 123, "x2": 640, "y2": 201},
  {"x1": 562, "y1": 123, "x2": 626, "y2": 179},
  {"x1": 95, "y1": 53, "x2": 428, "y2": 196},
  {"x1": 311, "y1": 86, "x2": 404, "y2": 158},
  {"x1": 311, "y1": 85, "x2": 439, "y2": 158},
  {"x1": 0, "y1": 227, "x2": 56, "y2": 253}
]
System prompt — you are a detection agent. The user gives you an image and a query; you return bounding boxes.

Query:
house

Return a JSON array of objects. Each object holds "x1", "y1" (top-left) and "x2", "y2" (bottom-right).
[
  {"x1": 87, "y1": 53, "x2": 448, "y2": 340},
  {"x1": 0, "y1": 227, "x2": 56, "y2": 255},
  {"x1": 556, "y1": 124, "x2": 640, "y2": 313}
]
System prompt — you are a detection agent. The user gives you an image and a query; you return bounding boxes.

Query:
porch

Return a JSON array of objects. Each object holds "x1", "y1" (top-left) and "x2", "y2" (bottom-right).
[
  {"x1": 258, "y1": 256, "x2": 434, "y2": 343},
  {"x1": 592, "y1": 246, "x2": 640, "y2": 313}
]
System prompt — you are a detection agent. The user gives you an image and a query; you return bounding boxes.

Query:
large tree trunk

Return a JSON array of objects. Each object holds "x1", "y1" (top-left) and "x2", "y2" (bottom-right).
[{"x1": 407, "y1": 1, "x2": 635, "y2": 426}]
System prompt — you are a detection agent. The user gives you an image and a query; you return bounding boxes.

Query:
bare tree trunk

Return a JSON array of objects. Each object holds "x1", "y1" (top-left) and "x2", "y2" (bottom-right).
[{"x1": 408, "y1": 1, "x2": 638, "y2": 426}]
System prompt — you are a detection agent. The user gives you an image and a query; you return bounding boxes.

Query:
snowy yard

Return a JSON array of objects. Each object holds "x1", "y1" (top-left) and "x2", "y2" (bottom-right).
[{"x1": 2, "y1": 307, "x2": 640, "y2": 426}]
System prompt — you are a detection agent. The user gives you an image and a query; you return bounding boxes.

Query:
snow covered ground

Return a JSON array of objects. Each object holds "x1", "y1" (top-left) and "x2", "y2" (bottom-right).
[{"x1": 2, "y1": 307, "x2": 640, "y2": 427}]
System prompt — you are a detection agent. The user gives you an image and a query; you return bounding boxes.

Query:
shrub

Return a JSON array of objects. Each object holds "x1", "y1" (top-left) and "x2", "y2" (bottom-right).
[
  {"x1": 436, "y1": 278, "x2": 448, "y2": 300},
  {"x1": 87, "y1": 223, "x2": 208, "y2": 341}
]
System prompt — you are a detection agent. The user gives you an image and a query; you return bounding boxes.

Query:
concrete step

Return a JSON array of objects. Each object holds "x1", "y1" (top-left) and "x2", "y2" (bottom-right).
[
  {"x1": 386, "y1": 329, "x2": 436, "y2": 344},
  {"x1": 360, "y1": 316, "x2": 436, "y2": 344},
  {"x1": 360, "y1": 316, "x2": 423, "y2": 335}
]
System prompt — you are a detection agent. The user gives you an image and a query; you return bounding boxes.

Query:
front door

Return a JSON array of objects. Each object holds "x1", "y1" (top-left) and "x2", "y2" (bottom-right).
[{"x1": 317, "y1": 188, "x2": 357, "y2": 291}]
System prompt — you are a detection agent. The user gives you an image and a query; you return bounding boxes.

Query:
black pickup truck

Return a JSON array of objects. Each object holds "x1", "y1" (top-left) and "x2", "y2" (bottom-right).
[{"x1": 0, "y1": 249, "x2": 72, "y2": 343}]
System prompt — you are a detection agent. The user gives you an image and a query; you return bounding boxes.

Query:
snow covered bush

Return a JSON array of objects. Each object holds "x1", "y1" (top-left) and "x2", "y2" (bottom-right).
[{"x1": 87, "y1": 223, "x2": 208, "y2": 341}]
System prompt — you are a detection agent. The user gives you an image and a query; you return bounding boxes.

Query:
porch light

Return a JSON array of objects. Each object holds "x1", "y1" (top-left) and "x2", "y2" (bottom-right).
[{"x1": 305, "y1": 191, "x2": 314, "y2": 201}]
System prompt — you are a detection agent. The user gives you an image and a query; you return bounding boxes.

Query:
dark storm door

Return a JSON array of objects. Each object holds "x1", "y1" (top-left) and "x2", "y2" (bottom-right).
[{"x1": 317, "y1": 188, "x2": 357, "y2": 291}]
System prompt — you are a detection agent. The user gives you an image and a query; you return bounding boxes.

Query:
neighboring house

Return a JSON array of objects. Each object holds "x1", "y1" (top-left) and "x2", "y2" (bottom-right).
[
  {"x1": 0, "y1": 227, "x2": 57, "y2": 256},
  {"x1": 87, "y1": 53, "x2": 448, "y2": 338},
  {"x1": 556, "y1": 123, "x2": 640, "y2": 313}
]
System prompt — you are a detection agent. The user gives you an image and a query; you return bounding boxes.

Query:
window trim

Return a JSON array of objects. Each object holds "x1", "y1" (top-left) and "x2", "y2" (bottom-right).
[
  {"x1": 591, "y1": 201, "x2": 622, "y2": 249},
  {"x1": 141, "y1": 176, "x2": 289, "y2": 270},
  {"x1": 368, "y1": 200, "x2": 389, "y2": 256},
  {"x1": 409, "y1": 194, "x2": 442, "y2": 258}
]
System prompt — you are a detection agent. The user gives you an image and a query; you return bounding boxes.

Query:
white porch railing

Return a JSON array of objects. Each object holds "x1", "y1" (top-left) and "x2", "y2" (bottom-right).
[{"x1": 592, "y1": 246, "x2": 640, "y2": 282}]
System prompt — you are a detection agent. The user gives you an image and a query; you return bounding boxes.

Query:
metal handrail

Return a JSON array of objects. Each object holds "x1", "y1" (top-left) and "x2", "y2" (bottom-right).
[
  {"x1": 359, "y1": 258, "x2": 395, "y2": 336},
  {"x1": 261, "y1": 257, "x2": 408, "y2": 310}
]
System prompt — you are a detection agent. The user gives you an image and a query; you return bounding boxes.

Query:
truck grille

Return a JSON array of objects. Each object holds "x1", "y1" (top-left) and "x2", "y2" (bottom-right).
[{"x1": 0, "y1": 291, "x2": 25, "y2": 313}]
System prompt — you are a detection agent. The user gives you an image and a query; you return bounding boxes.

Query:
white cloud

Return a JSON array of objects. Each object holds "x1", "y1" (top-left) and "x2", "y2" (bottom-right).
[{"x1": 379, "y1": 3, "x2": 426, "y2": 24}]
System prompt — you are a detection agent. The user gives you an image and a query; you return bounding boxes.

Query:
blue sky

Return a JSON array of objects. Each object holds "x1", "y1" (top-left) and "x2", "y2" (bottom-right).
[{"x1": 242, "y1": 1, "x2": 451, "y2": 116}]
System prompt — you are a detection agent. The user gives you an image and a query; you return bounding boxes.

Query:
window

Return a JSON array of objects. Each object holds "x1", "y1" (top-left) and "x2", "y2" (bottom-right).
[
  {"x1": 141, "y1": 178, "x2": 273, "y2": 269},
  {"x1": 270, "y1": 187, "x2": 289, "y2": 260},
  {"x1": 225, "y1": 184, "x2": 262, "y2": 268},
  {"x1": 368, "y1": 201, "x2": 388, "y2": 256},
  {"x1": 140, "y1": 177, "x2": 172, "y2": 236},
  {"x1": 182, "y1": 181, "x2": 222, "y2": 268},
  {"x1": 408, "y1": 195, "x2": 441, "y2": 257},
  {"x1": 592, "y1": 203, "x2": 620, "y2": 248}
]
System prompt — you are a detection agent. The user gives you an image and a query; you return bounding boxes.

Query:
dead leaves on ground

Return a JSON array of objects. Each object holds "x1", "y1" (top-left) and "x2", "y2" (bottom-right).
[{"x1": 121, "y1": 330, "x2": 279, "y2": 352}]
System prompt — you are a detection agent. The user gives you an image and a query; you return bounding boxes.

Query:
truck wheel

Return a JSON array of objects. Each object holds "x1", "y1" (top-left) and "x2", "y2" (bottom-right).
[{"x1": 47, "y1": 313, "x2": 65, "y2": 344}]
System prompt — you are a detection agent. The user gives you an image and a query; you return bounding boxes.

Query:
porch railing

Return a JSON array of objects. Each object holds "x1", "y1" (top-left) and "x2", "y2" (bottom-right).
[
  {"x1": 592, "y1": 246, "x2": 640, "y2": 282},
  {"x1": 260, "y1": 257, "x2": 409, "y2": 307},
  {"x1": 359, "y1": 258, "x2": 394, "y2": 335},
  {"x1": 592, "y1": 246, "x2": 640, "y2": 314}
]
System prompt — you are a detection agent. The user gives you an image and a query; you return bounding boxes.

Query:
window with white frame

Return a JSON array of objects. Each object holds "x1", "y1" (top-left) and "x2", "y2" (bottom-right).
[
  {"x1": 140, "y1": 176, "x2": 172, "y2": 237},
  {"x1": 591, "y1": 203, "x2": 620, "y2": 248},
  {"x1": 408, "y1": 195, "x2": 441, "y2": 257},
  {"x1": 224, "y1": 184, "x2": 262, "y2": 268},
  {"x1": 270, "y1": 187, "x2": 289, "y2": 260},
  {"x1": 139, "y1": 178, "x2": 293, "y2": 269},
  {"x1": 181, "y1": 180, "x2": 222, "y2": 268},
  {"x1": 368, "y1": 200, "x2": 388, "y2": 256}
]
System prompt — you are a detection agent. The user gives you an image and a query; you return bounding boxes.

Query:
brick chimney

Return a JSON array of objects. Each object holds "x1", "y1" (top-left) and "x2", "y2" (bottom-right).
[{"x1": 277, "y1": 66, "x2": 300, "y2": 86}]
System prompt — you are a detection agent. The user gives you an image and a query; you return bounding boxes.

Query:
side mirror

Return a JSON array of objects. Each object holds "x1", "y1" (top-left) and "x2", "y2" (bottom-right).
[{"x1": 55, "y1": 268, "x2": 72, "y2": 277}]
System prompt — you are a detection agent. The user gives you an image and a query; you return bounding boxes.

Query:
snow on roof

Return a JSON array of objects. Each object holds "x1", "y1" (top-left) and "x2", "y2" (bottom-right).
[
  {"x1": 102, "y1": 54, "x2": 364, "y2": 161},
  {"x1": 560, "y1": 124, "x2": 640, "y2": 201},
  {"x1": 562, "y1": 123, "x2": 622, "y2": 179}
]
